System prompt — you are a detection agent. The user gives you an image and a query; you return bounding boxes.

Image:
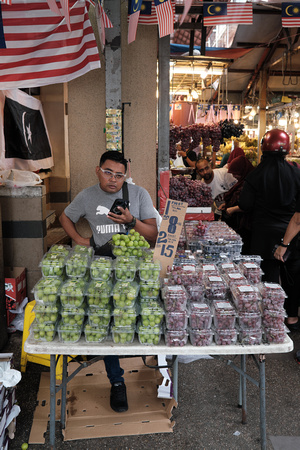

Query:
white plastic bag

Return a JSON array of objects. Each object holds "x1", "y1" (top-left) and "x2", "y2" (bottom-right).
[{"x1": 0, "y1": 169, "x2": 42, "y2": 187}]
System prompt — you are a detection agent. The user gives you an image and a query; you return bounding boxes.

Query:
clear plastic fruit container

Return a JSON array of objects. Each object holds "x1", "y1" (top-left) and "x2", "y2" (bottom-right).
[
  {"x1": 40, "y1": 252, "x2": 67, "y2": 278},
  {"x1": 84, "y1": 323, "x2": 109, "y2": 343},
  {"x1": 114, "y1": 256, "x2": 138, "y2": 281},
  {"x1": 161, "y1": 285, "x2": 188, "y2": 312},
  {"x1": 65, "y1": 252, "x2": 90, "y2": 278},
  {"x1": 258, "y1": 282, "x2": 287, "y2": 310},
  {"x1": 112, "y1": 245, "x2": 147, "y2": 258},
  {"x1": 139, "y1": 280, "x2": 161, "y2": 299},
  {"x1": 189, "y1": 328, "x2": 214, "y2": 346},
  {"x1": 214, "y1": 328, "x2": 238, "y2": 345},
  {"x1": 88, "y1": 304, "x2": 112, "y2": 327},
  {"x1": 33, "y1": 277, "x2": 63, "y2": 304},
  {"x1": 201, "y1": 264, "x2": 219, "y2": 276},
  {"x1": 138, "y1": 259, "x2": 161, "y2": 282},
  {"x1": 165, "y1": 264, "x2": 203, "y2": 288},
  {"x1": 230, "y1": 284, "x2": 261, "y2": 312},
  {"x1": 72, "y1": 244, "x2": 94, "y2": 258},
  {"x1": 165, "y1": 311, "x2": 188, "y2": 331},
  {"x1": 185, "y1": 284, "x2": 205, "y2": 302},
  {"x1": 90, "y1": 256, "x2": 113, "y2": 281},
  {"x1": 111, "y1": 325, "x2": 136, "y2": 344},
  {"x1": 140, "y1": 300, "x2": 164, "y2": 327},
  {"x1": 219, "y1": 262, "x2": 240, "y2": 274},
  {"x1": 238, "y1": 311, "x2": 262, "y2": 330},
  {"x1": 239, "y1": 262, "x2": 263, "y2": 284},
  {"x1": 264, "y1": 327, "x2": 286, "y2": 344},
  {"x1": 57, "y1": 321, "x2": 82, "y2": 343},
  {"x1": 33, "y1": 302, "x2": 60, "y2": 324},
  {"x1": 213, "y1": 300, "x2": 236, "y2": 329},
  {"x1": 262, "y1": 309, "x2": 286, "y2": 329},
  {"x1": 86, "y1": 279, "x2": 112, "y2": 308},
  {"x1": 48, "y1": 244, "x2": 71, "y2": 257},
  {"x1": 112, "y1": 280, "x2": 139, "y2": 308},
  {"x1": 223, "y1": 272, "x2": 247, "y2": 288},
  {"x1": 60, "y1": 304, "x2": 86, "y2": 326},
  {"x1": 164, "y1": 329, "x2": 188, "y2": 347},
  {"x1": 204, "y1": 275, "x2": 227, "y2": 300},
  {"x1": 31, "y1": 319, "x2": 57, "y2": 342},
  {"x1": 137, "y1": 322, "x2": 162, "y2": 345},
  {"x1": 189, "y1": 302, "x2": 212, "y2": 330},
  {"x1": 239, "y1": 329, "x2": 263, "y2": 345},
  {"x1": 59, "y1": 278, "x2": 86, "y2": 308},
  {"x1": 112, "y1": 304, "x2": 137, "y2": 327}
]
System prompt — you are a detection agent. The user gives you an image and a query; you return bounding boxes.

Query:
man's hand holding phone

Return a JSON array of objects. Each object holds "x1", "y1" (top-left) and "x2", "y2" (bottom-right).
[
  {"x1": 273, "y1": 244, "x2": 291, "y2": 262},
  {"x1": 107, "y1": 199, "x2": 132, "y2": 224}
]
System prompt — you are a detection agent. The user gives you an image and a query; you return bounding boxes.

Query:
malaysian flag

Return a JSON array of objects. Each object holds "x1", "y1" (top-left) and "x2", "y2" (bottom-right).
[
  {"x1": 154, "y1": 0, "x2": 174, "y2": 37},
  {"x1": 137, "y1": 0, "x2": 175, "y2": 25},
  {"x1": 128, "y1": 0, "x2": 143, "y2": 44},
  {"x1": 0, "y1": 0, "x2": 101, "y2": 90},
  {"x1": 95, "y1": 0, "x2": 113, "y2": 50},
  {"x1": 203, "y1": 2, "x2": 253, "y2": 26},
  {"x1": 282, "y1": 2, "x2": 300, "y2": 27},
  {"x1": 0, "y1": 89, "x2": 54, "y2": 170}
]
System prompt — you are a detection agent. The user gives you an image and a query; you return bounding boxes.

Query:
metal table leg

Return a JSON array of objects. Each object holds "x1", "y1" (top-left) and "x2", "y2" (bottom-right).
[
  {"x1": 241, "y1": 355, "x2": 247, "y2": 424},
  {"x1": 172, "y1": 355, "x2": 178, "y2": 402},
  {"x1": 60, "y1": 355, "x2": 68, "y2": 428},
  {"x1": 259, "y1": 355, "x2": 266, "y2": 450},
  {"x1": 49, "y1": 354, "x2": 56, "y2": 449}
]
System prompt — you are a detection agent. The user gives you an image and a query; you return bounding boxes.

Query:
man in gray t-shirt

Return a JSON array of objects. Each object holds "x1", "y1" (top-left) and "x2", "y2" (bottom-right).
[{"x1": 59, "y1": 151, "x2": 158, "y2": 414}]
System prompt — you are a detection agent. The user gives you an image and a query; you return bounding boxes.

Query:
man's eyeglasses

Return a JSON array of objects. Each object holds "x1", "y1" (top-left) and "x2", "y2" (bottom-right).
[{"x1": 99, "y1": 167, "x2": 126, "y2": 181}]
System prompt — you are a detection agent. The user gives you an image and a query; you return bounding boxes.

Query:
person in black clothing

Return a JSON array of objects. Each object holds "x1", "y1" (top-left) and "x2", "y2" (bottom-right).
[
  {"x1": 176, "y1": 143, "x2": 197, "y2": 168},
  {"x1": 238, "y1": 129, "x2": 300, "y2": 330}
]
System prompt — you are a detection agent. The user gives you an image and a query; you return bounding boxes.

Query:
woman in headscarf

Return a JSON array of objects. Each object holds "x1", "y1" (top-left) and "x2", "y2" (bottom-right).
[
  {"x1": 220, "y1": 155, "x2": 254, "y2": 253},
  {"x1": 227, "y1": 139, "x2": 245, "y2": 165},
  {"x1": 238, "y1": 129, "x2": 300, "y2": 330}
]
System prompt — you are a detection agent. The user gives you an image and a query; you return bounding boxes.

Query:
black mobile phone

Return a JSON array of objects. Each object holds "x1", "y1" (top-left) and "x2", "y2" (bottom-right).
[
  {"x1": 273, "y1": 244, "x2": 291, "y2": 262},
  {"x1": 109, "y1": 199, "x2": 130, "y2": 215}
]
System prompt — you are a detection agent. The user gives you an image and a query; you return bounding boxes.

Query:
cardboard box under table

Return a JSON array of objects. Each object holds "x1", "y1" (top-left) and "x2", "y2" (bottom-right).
[{"x1": 24, "y1": 334, "x2": 293, "y2": 450}]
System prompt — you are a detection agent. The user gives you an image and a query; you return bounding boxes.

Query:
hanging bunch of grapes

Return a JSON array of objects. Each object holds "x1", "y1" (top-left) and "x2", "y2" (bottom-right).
[
  {"x1": 210, "y1": 123, "x2": 222, "y2": 153},
  {"x1": 220, "y1": 120, "x2": 244, "y2": 144},
  {"x1": 169, "y1": 176, "x2": 213, "y2": 207},
  {"x1": 170, "y1": 125, "x2": 182, "y2": 158}
]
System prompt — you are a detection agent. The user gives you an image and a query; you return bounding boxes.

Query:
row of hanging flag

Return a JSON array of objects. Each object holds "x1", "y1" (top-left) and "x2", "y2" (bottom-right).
[
  {"x1": 197, "y1": 104, "x2": 241, "y2": 124},
  {"x1": 127, "y1": 1, "x2": 300, "y2": 43}
]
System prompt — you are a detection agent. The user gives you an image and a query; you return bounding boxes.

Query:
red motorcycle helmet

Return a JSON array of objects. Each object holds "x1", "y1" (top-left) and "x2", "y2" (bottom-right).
[{"x1": 261, "y1": 129, "x2": 290, "y2": 154}]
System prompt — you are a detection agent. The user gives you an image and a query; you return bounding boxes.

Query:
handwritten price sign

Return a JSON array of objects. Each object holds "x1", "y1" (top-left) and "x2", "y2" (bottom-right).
[{"x1": 153, "y1": 199, "x2": 188, "y2": 277}]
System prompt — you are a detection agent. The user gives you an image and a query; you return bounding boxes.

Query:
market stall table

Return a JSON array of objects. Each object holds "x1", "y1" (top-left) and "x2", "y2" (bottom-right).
[{"x1": 24, "y1": 334, "x2": 293, "y2": 450}]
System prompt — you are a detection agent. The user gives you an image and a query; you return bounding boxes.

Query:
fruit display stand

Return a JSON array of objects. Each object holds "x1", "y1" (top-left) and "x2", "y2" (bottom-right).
[{"x1": 24, "y1": 333, "x2": 293, "y2": 450}]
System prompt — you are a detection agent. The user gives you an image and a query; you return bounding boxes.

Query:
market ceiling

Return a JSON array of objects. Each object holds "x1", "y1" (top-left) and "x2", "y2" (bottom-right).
[{"x1": 171, "y1": 1, "x2": 300, "y2": 107}]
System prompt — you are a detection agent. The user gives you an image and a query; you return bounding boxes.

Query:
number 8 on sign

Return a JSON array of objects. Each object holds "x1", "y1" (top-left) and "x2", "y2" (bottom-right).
[{"x1": 168, "y1": 216, "x2": 178, "y2": 234}]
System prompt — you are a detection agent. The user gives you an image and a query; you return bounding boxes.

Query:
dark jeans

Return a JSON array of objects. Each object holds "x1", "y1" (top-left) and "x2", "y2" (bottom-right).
[{"x1": 103, "y1": 356, "x2": 124, "y2": 384}]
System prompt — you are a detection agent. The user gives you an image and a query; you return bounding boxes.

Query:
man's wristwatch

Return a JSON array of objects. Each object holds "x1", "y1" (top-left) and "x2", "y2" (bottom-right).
[{"x1": 126, "y1": 216, "x2": 136, "y2": 230}]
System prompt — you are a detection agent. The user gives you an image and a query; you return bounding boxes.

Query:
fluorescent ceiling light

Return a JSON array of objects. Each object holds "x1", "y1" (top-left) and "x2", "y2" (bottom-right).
[{"x1": 170, "y1": 66, "x2": 224, "y2": 76}]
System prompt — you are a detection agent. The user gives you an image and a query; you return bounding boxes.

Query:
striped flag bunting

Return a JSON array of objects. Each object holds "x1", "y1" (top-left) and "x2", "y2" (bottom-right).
[
  {"x1": 137, "y1": 0, "x2": 175, "y2": 26},
  {"x1": 128, "y1": 0, "x2": 142, "y2": 44},
  {"x1": 154, "y1": 0, "x2": 174, "y2": 37},
  {"x1": 203, "y1": 2, "x2": 253, "y2": 26},
  {"x1": 0, "y1": 0, "x2": 101, "y2": 89},
  {"x1": 282, "y1": 2, "x2": 300, "y2": 27}
]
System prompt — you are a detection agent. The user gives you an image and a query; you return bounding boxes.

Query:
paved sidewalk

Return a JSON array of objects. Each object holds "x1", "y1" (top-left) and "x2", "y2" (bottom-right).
[{"x1": 3, "y1": 330, "x2": 300, "y2": 450}]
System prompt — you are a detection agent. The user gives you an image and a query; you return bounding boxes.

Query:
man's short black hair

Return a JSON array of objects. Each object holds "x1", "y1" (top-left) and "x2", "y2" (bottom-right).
[{"x1": 99, "y1": 151, "x2": 127, "y2": 172}]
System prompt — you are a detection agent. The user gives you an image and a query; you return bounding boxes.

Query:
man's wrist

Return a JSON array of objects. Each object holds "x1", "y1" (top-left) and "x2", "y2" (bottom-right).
[
  {"x1": 126, "y1": 215, "x2": 136, "y2": 229},
  {"x1": 280, "y1": 239, "x2": 289, "y2": 248}
]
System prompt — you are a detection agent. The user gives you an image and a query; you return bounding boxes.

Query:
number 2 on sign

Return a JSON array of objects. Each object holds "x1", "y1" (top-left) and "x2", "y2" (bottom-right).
[{"x1": 160, "y1": 244, "x2": 174, "y2": 258}]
